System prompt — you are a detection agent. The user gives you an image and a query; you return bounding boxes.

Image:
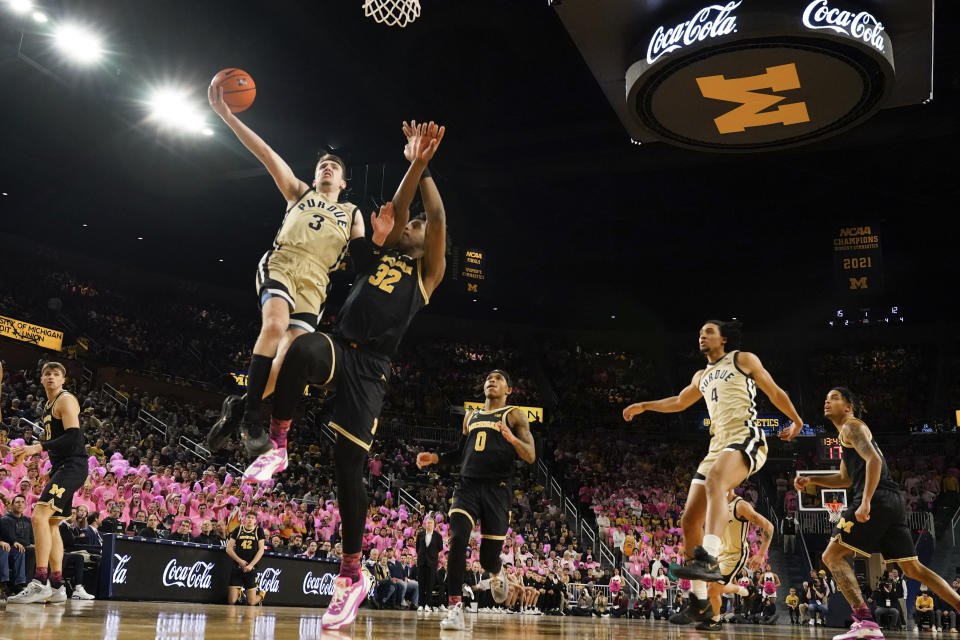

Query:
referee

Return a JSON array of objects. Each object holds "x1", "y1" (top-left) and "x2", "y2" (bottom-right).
[{"x1": 226, "y1": 512, "x2": 266, "y2": 605}]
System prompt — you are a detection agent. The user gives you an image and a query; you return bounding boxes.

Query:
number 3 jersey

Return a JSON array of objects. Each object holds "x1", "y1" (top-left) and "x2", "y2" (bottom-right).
[
  {"x1": 337, "y1": 237, "x2": 429, "y2": 358},
  {"x1": 460, "y1": 406, "x2": 519, "y2": 482},
  {"x1": 274, "y1": 188, "x2": 357, "y2": 271}
]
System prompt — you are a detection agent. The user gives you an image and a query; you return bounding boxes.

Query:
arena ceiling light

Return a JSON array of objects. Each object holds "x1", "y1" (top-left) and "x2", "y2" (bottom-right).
[
  {"x1": 53, "y1": 24, "x2": 104, "y2": 64},
  {"x1": 8, "y1": 0, "x2": 32, "y2": 14},
  {"x1": 32, "y1": 10, "x2": 47, "y2": 23},
  {"x1": 147, "y1": 89, "x2": 210, "y2": 135}
]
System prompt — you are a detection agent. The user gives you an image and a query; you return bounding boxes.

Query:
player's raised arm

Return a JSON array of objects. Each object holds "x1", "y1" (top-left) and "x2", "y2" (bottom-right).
[
  {"x1": 622, "y1": 370, "x2": 704, "y2": 422},
  {"x1": 736, "y1": 352, "x2": 804, "y2": 441},
  {"x1": 208, "y1": 83, "x2": 308, "y2": 205},
  {"x1": 737, "y1": 500, "x2": 774, "y2": 571},
  {"x1": 419, "y1": 158, "x2": 446, "y2": 296}
]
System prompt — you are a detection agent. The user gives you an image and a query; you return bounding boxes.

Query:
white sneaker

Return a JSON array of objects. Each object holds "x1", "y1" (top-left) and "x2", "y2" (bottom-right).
[
  {"x1": 440, "y1": 604, "x2": 447, "y2": 612},
  {"x1": 8, "y1": 580, "x2": 53, "y2": 604},
  {"x1": 440, "y1": 603, "x2": 465, "y2": 630},
  {"x1": 47, "y1": 585, "x2": 68, "y2": 603},
  {"x1": 417, "y1": 606, "x2": 424, "y2": 613},
  {"x1": 810, "y1": 620, "x2": 816, "y2": 626},
  {"x1": 71, "y1": 584, "x2": 96, "y2": 600},
  {"x1": 490, "y1": 566, "x2": 509, "y2": 603},
  {"x1": 242, "y1": 446, "x2": 288, "y2": 483},
  {"x1": 425, "y1": 605, "x2": 433, "y2": 612}
]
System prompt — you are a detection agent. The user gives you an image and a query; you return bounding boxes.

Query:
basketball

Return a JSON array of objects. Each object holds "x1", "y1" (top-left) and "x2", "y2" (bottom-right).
[{"x1": 211, "y1": 68, "x2": 256, "y2": 113}]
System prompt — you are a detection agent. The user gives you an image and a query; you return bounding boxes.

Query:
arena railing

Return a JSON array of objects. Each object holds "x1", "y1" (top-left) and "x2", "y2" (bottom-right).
[
  {"x1": 178, "y1": 435, "x2": 211, "y2": 462},
  {"x1": 102, "y1": 383, "x2": 128, "y2": 409},
  {"x1": 951, "y1": 504, "x2": 960, "y2": 547},
  {"x1": 798, "y1": 527, "x2": 815, "y2": 573},
  {"x1": 398, "y1": 487, "x2": 423, "y2": 513},
  {"x1": 138, "y1": 409, "x2": 167, "y2": 437}
]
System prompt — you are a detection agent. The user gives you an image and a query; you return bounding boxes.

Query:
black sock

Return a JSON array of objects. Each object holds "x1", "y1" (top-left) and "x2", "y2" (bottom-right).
[
  {"x1": 245, "y1": 354, "x2": 273, "y2": 413},
  {"x1": 333, "y1": 437, "x2": 369, "y2": 555}
]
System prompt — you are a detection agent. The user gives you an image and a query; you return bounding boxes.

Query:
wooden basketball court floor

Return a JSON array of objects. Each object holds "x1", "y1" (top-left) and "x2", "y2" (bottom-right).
[{"x1": 0, "y1": 600, "x2": 920, "y2": 640}]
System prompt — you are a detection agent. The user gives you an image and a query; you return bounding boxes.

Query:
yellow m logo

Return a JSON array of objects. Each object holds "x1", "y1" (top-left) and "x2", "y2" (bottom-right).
[
  {"x1": 837, "y1": 517, "x2": 854, "y2": 534},
  {"x1": 849, "y1": 277, "x2": 868, "y2": 290},
  {"x1": 49, "y1": 484, "x2": 66, "y2": 499},
  {"x1": 696, "y1": 63, "x2": 811, "y2": 134},
  {"x1": 467, "y1": 283, "x2": 478, "y2": 293}
]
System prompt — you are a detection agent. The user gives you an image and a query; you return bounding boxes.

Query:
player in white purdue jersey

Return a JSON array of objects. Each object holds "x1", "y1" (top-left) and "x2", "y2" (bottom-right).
[
  {"x1": 696, "y1": 491, "x2": 775, "y2": 631},
  {"x1": 206, "y1": 83, "x2": 365, "y2": 459},
  {"x1": 623, "y1": 320, "x2": 803, "y2": 611}
]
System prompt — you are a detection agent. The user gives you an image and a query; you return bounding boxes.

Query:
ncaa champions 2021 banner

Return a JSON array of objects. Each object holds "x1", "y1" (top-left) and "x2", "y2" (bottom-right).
[
  {"x1": 832, "y1": 224, "x2": 883, "y2": 295},
  {"x1": 100, "y1": 535, "x2": 357, "y2": 607}
]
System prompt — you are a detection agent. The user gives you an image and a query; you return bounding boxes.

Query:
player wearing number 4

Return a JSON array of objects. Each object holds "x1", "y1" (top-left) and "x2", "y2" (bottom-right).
[
  {"x1": 622, "y1": 320, "x2": 803, "y2": 620},
  {"x1": 242, "y1": 121, "x2": 446, "y2": 631},
  {"x1": 797, "y1": 387, "x2": 960, "y2": 640},
  {"x1": 206, "y1": 81, "x2": 365, "y2": 461},
  {"x1": 417, "y1": 370, "x2": 536, "y2": 630}
]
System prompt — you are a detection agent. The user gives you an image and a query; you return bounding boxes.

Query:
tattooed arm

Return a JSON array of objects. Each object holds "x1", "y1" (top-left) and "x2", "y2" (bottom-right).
[
  {"x1": 738, "y1": 500, "x2": 774, "y2": 572},
  {"x1": 842, "y1": 420, "x2": 882, "y2": 522}
]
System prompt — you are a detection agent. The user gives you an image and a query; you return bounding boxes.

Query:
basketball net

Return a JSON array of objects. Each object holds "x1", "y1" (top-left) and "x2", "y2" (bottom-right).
[
  {"x1": 825, "y1": 501, "x2": 844, "y2": 524},
  {"x1": 363, "y1": 0, "x2": 421, "y2": 28}
]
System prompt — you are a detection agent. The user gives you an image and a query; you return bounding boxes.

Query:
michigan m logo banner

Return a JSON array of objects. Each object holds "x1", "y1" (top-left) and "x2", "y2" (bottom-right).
[
  {"x1": 49, "y1": 484, "x2": 66, "y2": 499},
  {"x1": 467, "y1": 283, "x2": 478, "y2": 293},
  {"x1": 849, "y1": 277, "x2": 868, "y2": 290},
  {"x1": 696, "y1": 63, "x2": 811, "y2": 134}
]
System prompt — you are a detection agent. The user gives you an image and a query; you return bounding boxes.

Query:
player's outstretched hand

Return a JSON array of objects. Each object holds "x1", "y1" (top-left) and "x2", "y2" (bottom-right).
[
  {"x1": 208, "y1": 83, "x2": 231, "y2": 119},
  {"x1": 416, "y1": 452, "x2": 437, "y2": 469},
  {"x1": 747, "y1": 554, "x2": 765, "y2": 573},
  {"x1": 793, "y1": 475, "x2": 811, "y2": 492},
  {"x1": 622, "y1": 403, "x2": 646, "y2": 422},
  {"x1": 407, "y1": 121, "x2": 445, "y2": 164},
  {"x1": 370, "y1": 202, "x2": 395, "y2": 245},
  {"x1": 778, "y1": 420, "x2": 803, "y2": 441}
]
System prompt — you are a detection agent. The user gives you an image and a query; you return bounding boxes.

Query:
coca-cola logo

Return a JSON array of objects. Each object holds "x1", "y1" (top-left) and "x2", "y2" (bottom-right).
[
  {"x1": 113, "y1": 554, "x2": 131, "y2": 584},
  {"x1": 257, "y1": 568, "x2": 282, "y2": 594},
  {"x1": 302, "y1": 571, "x2": 337, "y2": 596},
  {"x1": 802, "y1": 0, "x2": 885, "y2": 53},
  {"x1": 162, "y1": 559, "x2": 215, "y2": 590},
  {"x1": 647, "y1": 1, "x2": 740, "y2": 65}
]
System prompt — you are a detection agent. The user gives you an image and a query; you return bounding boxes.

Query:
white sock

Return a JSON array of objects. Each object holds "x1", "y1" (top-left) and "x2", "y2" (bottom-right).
[
  {"x1": 702, "y1": 534, "x2": 721, "y2": 558},
  {"x1": 692, "y1": 580, "x2": 708, "y2": 600}
]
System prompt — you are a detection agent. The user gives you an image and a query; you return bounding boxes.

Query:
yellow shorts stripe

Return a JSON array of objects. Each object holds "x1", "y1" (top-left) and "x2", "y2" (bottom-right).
[
  {"x1": 328, "y1": 421, "x2": 372, "y2": 451},
  {"x1": 830, "y1": 534, "x2": 871, "y2": 558},
  {"x1": 319, "y1": 332, "x2": 336, "y2": 385},
  {"x1": 481, "y1": 534, "x2": 506, "y2": 541},
  {"x1": 32, "y1": 498, "x2": 63, "y2": 515},
  {"x1": 449, "y1": 508, "x2": 476, "y2": 529},
  {"x1": 884, "y1": 556, "x2": 919, "y2": 564}
]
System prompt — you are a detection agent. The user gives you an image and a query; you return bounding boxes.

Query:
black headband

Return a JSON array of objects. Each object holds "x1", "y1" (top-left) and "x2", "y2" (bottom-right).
[{"x1": 486, "y1": 369, "x2": 512, "y2": 387}]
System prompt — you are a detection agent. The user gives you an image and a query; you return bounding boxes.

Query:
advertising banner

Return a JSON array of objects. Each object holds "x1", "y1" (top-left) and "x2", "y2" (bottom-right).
[{"x1": 0, "y1": 314, "x2": 63, "y2": 351}]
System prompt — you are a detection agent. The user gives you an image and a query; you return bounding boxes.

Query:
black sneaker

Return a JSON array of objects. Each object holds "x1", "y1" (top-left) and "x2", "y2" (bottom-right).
[
  {"x1": 240, "y1": 414, "x2": 272, "y2": 458},
  {"x1": 207, "y1": 394, "x2": 245, "y2": 449},
  {"x1": 673, "y1": 545, "x2": 722, "y2": 582},
  {"x1": 695, "y1": 619, "x2": 723, "y2": 631},
  {"x1": 669, "y1": 594, "x2": 713, "y2": 625}
]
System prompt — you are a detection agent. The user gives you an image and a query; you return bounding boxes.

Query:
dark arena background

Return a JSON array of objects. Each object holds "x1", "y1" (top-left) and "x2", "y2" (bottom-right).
[{"x1": 1, "y1": 1, "x2": 959, "y2": 639}]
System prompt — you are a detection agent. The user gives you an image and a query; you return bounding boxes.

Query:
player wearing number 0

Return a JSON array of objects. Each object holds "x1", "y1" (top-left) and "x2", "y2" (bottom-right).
[
  {"x1": 622, "y1": 320, "x2": 803, "y2": 620},
  {"x1": 8, "y1": 363, "x2": 88, "y2": 604},
  {"x1": 206, "y1": 81, "x2": 365, "y2": 461},
  {"x1": 417, "y1": 370, "x2": 536, "y2": 630},
  {"x1": 797, "y1": 387, "x2": 960, "y2": 640},
  {"x1": 242, "y1": 122, "x2": 446, "y2": 631},
  {"x1": 696, "y1": 490, "x2": 775, "y2": 631}
]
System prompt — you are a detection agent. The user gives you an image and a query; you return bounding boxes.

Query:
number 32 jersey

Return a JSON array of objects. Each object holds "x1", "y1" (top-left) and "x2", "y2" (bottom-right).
[{"x1": 337, "y1": 238, "x2": 429, "y2": 358}]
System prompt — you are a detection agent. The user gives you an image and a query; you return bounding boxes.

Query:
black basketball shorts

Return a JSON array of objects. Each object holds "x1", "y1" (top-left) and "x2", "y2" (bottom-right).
[
  {"x1": 229, "y1": 563, "x2": 259, "y2": 590},
  {"x1": 326, "y1": 336, "x2": 391, "y2": 452},
  {"x1": 449, "y1": 477, "x2": 513, "y2": 542},
  {"x1": 830, "y1": 490, "x2": 916, "y2": 563},
  {"x1": 37, "y1": 458, "x2": 87, "y2": 517}
]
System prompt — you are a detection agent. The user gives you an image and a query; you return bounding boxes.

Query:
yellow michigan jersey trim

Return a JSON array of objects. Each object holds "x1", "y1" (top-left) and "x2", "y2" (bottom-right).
[
  {"x1": 328, "y1": 421, "x2": 372, "y2": 451},
  {"x1": 319, "y1": 332, "x2": 336, "y2": 386},
  {"x1": 416, "y1": 258, "x2": 430, "y2": 305},
  {"x1": 449, "y1": 508, "x2": 476, "y2": 529}
]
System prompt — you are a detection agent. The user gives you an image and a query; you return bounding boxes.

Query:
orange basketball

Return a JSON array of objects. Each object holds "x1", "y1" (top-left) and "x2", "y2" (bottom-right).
[{"x1": 211, "y1": 68, "x2": 256, "y2": 113}]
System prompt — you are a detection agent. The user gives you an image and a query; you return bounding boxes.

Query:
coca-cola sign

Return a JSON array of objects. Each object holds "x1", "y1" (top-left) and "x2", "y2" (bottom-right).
[
  {"x1": 646, "y1": 1, "x2": 740, "y2": 65},
  {"x1": 258, "y1": 568, "x2": 282, "y2": 594},
  {"x1": 113, "y1": 554, "x2": 131, "y2": 584},
  {"x1": 162, "y1": 559, "x2": 215, "y2": 589},
  {"x1": 802, "y1": 0, "x2": 886, "y2": 53},
  {"x1": 302, "y1": 571, "x2": 336, "y2": 596}
]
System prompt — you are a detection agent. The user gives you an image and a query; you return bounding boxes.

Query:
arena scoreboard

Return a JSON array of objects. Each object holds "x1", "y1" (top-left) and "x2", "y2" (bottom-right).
[{"x1": 818, "y1": 435, "x2": 844, "y2": 461}]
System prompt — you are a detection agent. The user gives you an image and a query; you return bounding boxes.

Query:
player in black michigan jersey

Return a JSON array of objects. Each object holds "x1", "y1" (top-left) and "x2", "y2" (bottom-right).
[
  {"x1": 9, "y1": 363, "x2": 89, "y2": 604},
  {"x1": 796, "y1": 388, "x2": 960, "y2": 640},
  {"x1": 225, "y1": 512, "x2": 266, "y2": 606},
  {"x1": 241, "y1": 121, "x2": 446, "y2": 631},
  {"x1": 417, "y1": 369, "x2": 536, "y2": 630}
]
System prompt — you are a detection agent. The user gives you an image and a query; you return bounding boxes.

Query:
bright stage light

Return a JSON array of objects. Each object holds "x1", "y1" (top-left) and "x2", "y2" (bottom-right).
[
  {"x1": 54, "y1": 24, "x2": 104, "y2": 64},
  {"x1": 32, "y1": 10, "x2": 47, "y2": 23},
  {"x1": 148, "y1": 89, "x2": 210, "y2": 134},
  {"x1": 9, "y1": 0, "x2": 32, "y2": 14}
]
